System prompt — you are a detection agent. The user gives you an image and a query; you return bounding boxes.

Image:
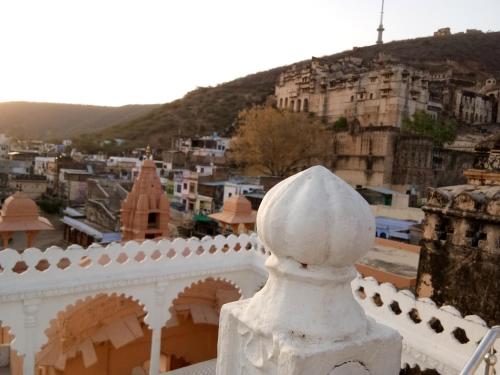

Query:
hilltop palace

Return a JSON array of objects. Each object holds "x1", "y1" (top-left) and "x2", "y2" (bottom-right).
[{"x1": 275, "y1": 54, "x2": 500, "y2": 193}]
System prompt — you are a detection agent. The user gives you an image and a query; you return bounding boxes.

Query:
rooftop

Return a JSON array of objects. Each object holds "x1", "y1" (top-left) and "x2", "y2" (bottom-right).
[{"x1": 0, "y1": 166, "x2": 497, "y2": 375}]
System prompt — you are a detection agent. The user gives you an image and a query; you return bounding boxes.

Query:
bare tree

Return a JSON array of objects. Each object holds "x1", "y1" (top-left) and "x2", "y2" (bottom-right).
[{"x1": 230, "y1": 107, "x2": 330, "y2": 177}]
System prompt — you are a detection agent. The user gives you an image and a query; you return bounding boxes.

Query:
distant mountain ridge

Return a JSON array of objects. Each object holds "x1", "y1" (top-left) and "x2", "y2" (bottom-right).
[
  {"x1": 0, "y1": 101, "x2": 160, "y2": 140},
  {"x1": 3, "y1": 31, "x2": 500, "y2": 146},
  {"x1": 85, "y1": 31, "x2": 500, "y2": 149}
]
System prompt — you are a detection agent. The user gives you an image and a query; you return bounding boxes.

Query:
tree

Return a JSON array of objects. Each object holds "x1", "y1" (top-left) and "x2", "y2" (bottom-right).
[
  {"x1": 402, "y1": 110, "x2": 457, "y2": 146},
  {"x1": 229, "y1": 107, "x2": 330, "y2": 177},
  {"x1": 332, "y1": 116, "x2": 348, "y2": 132}
]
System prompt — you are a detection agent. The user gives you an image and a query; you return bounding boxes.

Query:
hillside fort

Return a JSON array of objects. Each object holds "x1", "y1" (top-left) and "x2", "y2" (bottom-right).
[{"x1": 275, "y1": 54, "x2": 500, "y2": 191}]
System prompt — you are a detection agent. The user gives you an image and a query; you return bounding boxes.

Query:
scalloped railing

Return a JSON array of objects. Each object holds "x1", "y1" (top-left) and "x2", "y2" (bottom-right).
[
  {"x1": 353, "y1": 276, "x2": 499, "y2": 375},
  {"x1": 0, "y1": 233, "x2": 268, "y2": 286},
  {"x1": 0, "y1": 234, "x2": 496, "y2": 374}
]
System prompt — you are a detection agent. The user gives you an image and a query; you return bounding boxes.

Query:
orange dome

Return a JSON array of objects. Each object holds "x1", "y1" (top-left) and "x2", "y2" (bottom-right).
[
  {"x1": 223, "y1": 195, "x2": 252, "y2": 214},
  {"x1": 0, "y1": 191, "x2": 54, "y2": 231},
  {"x1": 1, "y1": 192, "x2": 39, "y2": 219},
  {"x1": 209, "y1": 195, "x2": 256, "y2": 225}
]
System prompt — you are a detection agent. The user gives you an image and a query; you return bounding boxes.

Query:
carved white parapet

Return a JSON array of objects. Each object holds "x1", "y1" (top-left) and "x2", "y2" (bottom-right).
[{"x1": 217, "y1": 166, "x2": 402, "y2": 375}]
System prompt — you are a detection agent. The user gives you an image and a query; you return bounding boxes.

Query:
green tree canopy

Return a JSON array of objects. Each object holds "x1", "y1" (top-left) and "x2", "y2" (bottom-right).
[{"x1": 402, "y1": 110, "x2": 457, "y2": 147}]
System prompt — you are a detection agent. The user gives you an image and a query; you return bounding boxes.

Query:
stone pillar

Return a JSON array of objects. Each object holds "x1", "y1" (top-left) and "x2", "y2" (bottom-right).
[
  {"x1": 26, "y1": 230, "x2": 38, "y2": 248},
  {"x1": 23, "y1": 298, "x2": 41, "y2": 375},
  {"x1": 147, "y1": 282, "x2": 168, "y2": 375},
  {"x1": 216, "y1": 166, "x2": 402, "y2": 375},
  {"x1": 149, "y1": 325, "x2": 162, "y2": 375},
  {"x1": 1, "y1": 232, "x2": 11, "y2": 249}
]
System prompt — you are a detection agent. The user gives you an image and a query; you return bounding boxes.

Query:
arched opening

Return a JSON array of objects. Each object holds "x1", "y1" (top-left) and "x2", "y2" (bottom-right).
[
  {"x1": 160, "y1": 278, "x2": 241, "y2": 371},
  {"x1": 0, "y1": 323, "x2": 20, "y2": 374},
  {"x1": 296, "y1": 99, "x2": 301, "y2": 112},
  {"x1": 279, "y1": 98, "x2": 283, "y2": 108},
  {"x1": 284, "y1": 98, "x2": 288, "y2": 108},
  {"x1": 303, "y1": 98, "x2": 309, "y2": 112},
  {"x1": 290, "y1": 100, "x2": 295, "y2": 111},
  {"x1": 37, "y1": 294, "x2": 151, "y2": 375}
]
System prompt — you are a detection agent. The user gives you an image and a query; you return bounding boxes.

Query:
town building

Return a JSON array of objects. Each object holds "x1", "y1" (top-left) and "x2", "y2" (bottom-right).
[
  {"x1": 173, "y1": 170, "x2": 198, "y2": 212},
  {"x1": 58, "y1": 169, "x2": 92, "y2": 204},
  {"x1": 0, "y1": 134, "x2": 10, "y2": 158},
  {"x1": 223, "y1": 179, "x2": 263, "y2": 202},
  {"x1": 46, "y1": 156, "x2": 86, "y2": 193},
  {"x1": 176, "y1": 134, "x2": 230, "y2": 158},
  {"x1": 7, "y1": 151, "x2": 37, "y2": 175},
  {"x1": 33, "y1": 157, "x2": 56, "y2": 176},
  {"x1": 86, "y1": 178, "x2": 129, "y2": 232},
  {"x1": 8, "y1": 175, "x2": 48, "y2": 200},
  {"x1": 106, "y1": 156, "x2": 140, "y2": 180}
]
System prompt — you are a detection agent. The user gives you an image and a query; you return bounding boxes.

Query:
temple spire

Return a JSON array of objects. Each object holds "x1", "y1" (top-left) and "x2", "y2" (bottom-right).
[
  {"x1": 145, "y1": 144, "x2": 152, "y2": 160},
  {"x1": 376, "y1": 0, "x2": 385, "y2": 45}
]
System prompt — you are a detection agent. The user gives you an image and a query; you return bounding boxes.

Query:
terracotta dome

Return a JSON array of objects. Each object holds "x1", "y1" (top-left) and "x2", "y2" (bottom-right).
[
  {"x1": 0, "y1": 192, "x2": 53, "y2": 248},
  {"x1": 222, "y1": 195, "x2": 253, "y2": 214},
  {"x1": 209, "y1": 195, "x2": 256, "y2": 225},
  {"x1": 1, "y1": 192, "x2": 39, "y2": 220}
]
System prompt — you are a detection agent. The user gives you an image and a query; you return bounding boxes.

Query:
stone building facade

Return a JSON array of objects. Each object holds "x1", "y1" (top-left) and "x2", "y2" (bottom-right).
[
  {"x1": 86, "y1": 178, "x2": 129, "y2": 232},
  {"x1": 416, "y1": 135, "x2": 500, "y2": 326},
  {"x1": 392, "y1": 135, "x2": 474, "y2": 194},
  {"x1": 332, "y1": 127, "x2": 398, "y2": 187},
  {"x1": 275, "y1": 55, "x2": 494, "y2": 191},
  {"x1": 275, "y1": 56, "x2": 429, "y2": 127},
  {"x1": 454, "y1": 89, "x2": 493, "y2": 124}
]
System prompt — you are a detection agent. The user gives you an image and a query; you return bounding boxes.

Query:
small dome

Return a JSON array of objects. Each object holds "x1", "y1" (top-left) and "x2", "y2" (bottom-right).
[
  {"x1": 223, "y1": 196, "x2": 252, "y2": 214},
  {"x1": 1, "y1": 192, "x2": 39, "y2": 218},
  {"x1": 209, "y1": 195, "x2": 255, "y2": 225}
]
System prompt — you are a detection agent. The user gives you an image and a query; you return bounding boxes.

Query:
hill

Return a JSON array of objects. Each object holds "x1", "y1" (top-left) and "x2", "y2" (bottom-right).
[
  {"x1": 0, "y1": 102, "x2": 159, "y2": 140},
  {"x1": 77, "y1": 31, "x2": 500, "y2": 148}
]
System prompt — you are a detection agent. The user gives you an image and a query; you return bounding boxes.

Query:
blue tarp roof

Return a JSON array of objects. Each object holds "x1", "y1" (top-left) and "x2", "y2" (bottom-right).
[{"x1": 101, "y1": 232, "x2": 122, "y2": 244}]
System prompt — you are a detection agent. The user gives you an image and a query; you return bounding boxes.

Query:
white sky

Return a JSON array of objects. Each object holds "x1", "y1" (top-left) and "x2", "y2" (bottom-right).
[{"x1": 0, "y1": 0, "x2": 498, "y2": 106}]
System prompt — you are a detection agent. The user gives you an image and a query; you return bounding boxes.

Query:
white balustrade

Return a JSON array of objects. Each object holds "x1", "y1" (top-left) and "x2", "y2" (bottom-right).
[
  {"x1": 353, "y1": 276, "x2": 499, "y2": 374},
  {"x1": 0, "y1": 202, "x2": 495, "y2": 374}
]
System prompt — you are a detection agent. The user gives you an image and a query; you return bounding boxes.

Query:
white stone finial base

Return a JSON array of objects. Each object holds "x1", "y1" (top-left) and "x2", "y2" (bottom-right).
[{"x1": 217, "y1": 300, "x2": 401, "y2": 375}]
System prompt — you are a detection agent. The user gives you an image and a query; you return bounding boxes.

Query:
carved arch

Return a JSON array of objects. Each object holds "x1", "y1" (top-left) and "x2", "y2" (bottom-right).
[{"x1": 37, "y1": 291, "x2": 150, "y2": 370}]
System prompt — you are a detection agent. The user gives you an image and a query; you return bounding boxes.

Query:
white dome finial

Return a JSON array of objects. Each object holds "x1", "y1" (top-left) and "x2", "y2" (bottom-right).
[
  {"x1": 257, "y1": 165, "x2": 374, "y2": 268},
  {"x1": 217, "y1": 166, "x2": 402, "y2": 375}
]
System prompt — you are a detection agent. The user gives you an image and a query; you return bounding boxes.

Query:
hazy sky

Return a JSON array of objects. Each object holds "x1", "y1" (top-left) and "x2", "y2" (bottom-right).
[{"x1": 0, "y1": 0, "x2": 498, "y2": 106}]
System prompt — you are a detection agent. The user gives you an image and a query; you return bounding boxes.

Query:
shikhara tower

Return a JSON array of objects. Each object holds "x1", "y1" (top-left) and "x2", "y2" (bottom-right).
[
  {"x1": 377, "y1": 0, "x2": 385, "y2": 44},
  {"x1": 120, "y1": 145, "x2": 170, "y2": 241}
]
